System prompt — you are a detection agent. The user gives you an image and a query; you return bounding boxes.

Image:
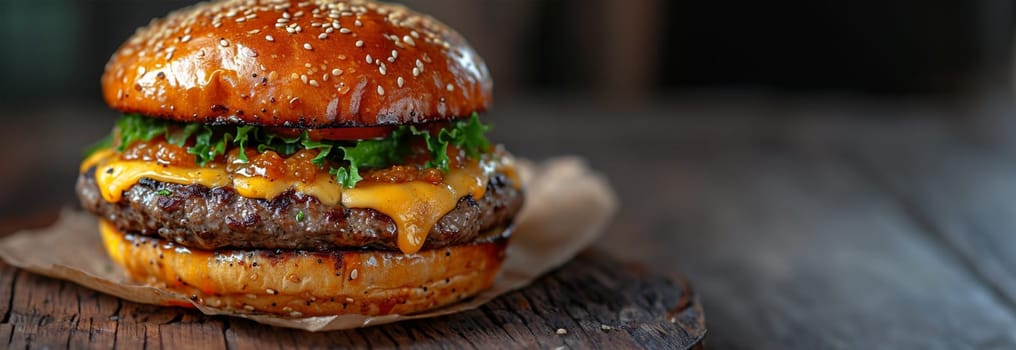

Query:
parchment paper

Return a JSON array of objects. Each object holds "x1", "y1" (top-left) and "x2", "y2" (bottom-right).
[{"x1": 0, "y1": 157, "x2": 617, "y2": 331}]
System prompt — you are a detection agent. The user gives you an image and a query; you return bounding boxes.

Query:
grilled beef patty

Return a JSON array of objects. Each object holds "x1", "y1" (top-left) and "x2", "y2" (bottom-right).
[{"x1": 76, "y1": 167, "x2": 523, "y2": 251}]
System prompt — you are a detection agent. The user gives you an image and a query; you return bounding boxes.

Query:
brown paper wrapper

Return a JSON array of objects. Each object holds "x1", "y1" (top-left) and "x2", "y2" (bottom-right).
[{"x1": 0, "y1": 157, "x2": 617, "y2": 331}]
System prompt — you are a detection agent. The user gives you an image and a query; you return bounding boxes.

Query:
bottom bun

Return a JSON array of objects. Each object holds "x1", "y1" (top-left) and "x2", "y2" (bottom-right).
[{"x1": 99, "y1": 220, "x2": 510, "y2": 317}]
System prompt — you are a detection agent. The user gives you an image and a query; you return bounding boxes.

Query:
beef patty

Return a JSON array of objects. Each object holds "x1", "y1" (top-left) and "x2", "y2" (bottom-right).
[{"x1": 76, "y1": 166, "x2": 523, "y2": 251}]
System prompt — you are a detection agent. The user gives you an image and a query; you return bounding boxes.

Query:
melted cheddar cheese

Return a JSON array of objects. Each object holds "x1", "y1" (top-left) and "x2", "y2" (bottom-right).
[{"x1": 83, "y1": 149, "x2": 515, "y2": 254}]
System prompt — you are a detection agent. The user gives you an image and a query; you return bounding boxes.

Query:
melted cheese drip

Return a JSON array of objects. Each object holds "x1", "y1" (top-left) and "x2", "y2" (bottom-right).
[
  {"x1": 83, "y1": 150, "x2": 511, "y2": 254},
  {"x1": 341, "y1": 162, "x2": 488, "y2": 254}
]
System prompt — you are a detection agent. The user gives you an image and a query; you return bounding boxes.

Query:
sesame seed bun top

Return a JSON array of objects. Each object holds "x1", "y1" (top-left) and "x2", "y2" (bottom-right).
[{"x1": 101, "y1": 0, "x2": 492, "y2": 128}]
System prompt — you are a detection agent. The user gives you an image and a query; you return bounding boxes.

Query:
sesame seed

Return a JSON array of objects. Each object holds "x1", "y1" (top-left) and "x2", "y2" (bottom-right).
[
  {"x1": 332, "y1": 20, "x2": 341, "y2": 28},
  {"x1": 309, "y1": 79, "x2": 319, "y2": 87},
  {"x1": 266, "y1": 288, "x2": 277, "y2": 295},
  {"x1": 411, "y1": 30, "x2": 420, "y2": 38},
  {"x1": 265, "y1": 35, "x2": 274, "y2": 42},
  {"x1": 318, "y1": 33, "x2": 328, "y2": 39},
  {"x1": 345, "y1": 297, "x2": 355, "y2": 303},
  {"x1": 300, "y1": 74, "x2": 308, "y2": 83},
  {"x1": 325, "y1": 27, "x2": 334, "y2": 33},
  {"x1": 180, "y1": 35, "x2": 192, "y2": 43},
  {"x1": 355, "y1": 40, "x2": 364, "y2": 47},
  {"x1": 350, "y1": 268, "x2": 359, "y2": 279},
  {"x1": 446, "y1": 83, "x2": 454, "y2": 91},
  {"x1": 303, "y1": 43, "x2": 313, "y2": 50},
  {"x1": 403, "y1": 35, "x2": 416, "y2": 46},
  {"x1": 219, "y1": 39, "x2": 229, "y2": 47},
  {"x1": 391, "y1": 50, "x2": 398, "y2": 59},
  {"x1": 379, "y1": 64, "x2": 386, "y2": 75},
  {"x1": 412, "y1": 67, "x2": 420, "y2": 77},
  {"x1": 365, "y1": 54, "x2": 373, "y2": 64},
  {"x1": 556, "y1": 328, "x2": 567, "y2": 335},
  {"x1": 331, "y1": 68, "x2": 343, "y2": 76},
  {"x1": 376, "y1": 85, "x2": 384, "y2": 96},
  {"x1": 291, "y1": 72, "x2": 299, "y2": 80},
  {"x1": 290, "y1": 311, "x2": 303, "y2": 317},
  {"x1": 339, "y1": 28, "x2": 351, "y2": 34},
  {"x1": 243, "y1": 305, "x2": 256, "y2": 311},
  {"x1": 397, "y1": 76, "x2": 404, "y2": 87}
]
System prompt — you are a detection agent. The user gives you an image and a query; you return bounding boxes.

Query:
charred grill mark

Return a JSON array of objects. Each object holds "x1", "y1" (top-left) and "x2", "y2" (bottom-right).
[
  {"x1": 490, "y1": 173, "x2": 507, "y2": 188},
  {"x1": 225, "y1": 213, "x2": 261, "y2": 231},
  {"x1": 138, "y1": 177, "x2": 160, "y2": 188},
  {"x1": 208, "y1": 187, "x2": 234, "y2": 203},
  {"x1": 269, "y1": 191, "x2": 295, "y2": 212},
  {"x1": 197, "y1": 230, "x2": 217, "y2": 241},
  {"x1": 324, "y1": 207, "x2": 348, "y2": 225},
  {"x1": 463, "y1": 195, "x2": 478, "y2": 208},
  {"x1": 157, "y1": 194, "x2": 184, "y2": 212}
]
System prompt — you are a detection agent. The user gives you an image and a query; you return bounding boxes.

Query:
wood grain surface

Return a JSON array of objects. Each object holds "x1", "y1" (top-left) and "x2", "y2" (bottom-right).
[
  {"x1": 6, "y1": 92, "x2": 1016, "y2": 349},
  {"x1": 0, "y1": 250, "x2": 704, "y2": 349}
]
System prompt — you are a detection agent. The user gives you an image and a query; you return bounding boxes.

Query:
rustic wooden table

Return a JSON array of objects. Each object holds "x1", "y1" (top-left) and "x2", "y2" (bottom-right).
[{"x1": 4, "y1": 92, "x2": 1016, "y2": 349}]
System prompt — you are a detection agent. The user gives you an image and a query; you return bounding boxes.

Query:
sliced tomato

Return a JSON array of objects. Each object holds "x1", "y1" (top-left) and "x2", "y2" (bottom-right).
[{"x1": 267, "y1": 126, "x2": 397, "y2": 141}]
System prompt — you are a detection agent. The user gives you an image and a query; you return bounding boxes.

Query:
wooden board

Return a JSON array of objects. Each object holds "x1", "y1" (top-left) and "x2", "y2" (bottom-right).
[
  {"x1": 489, "y1": 96, "x2": 1016, "y2": 349},
  {"x1": 10, "y1": 95, "x2": 1016, "y2": 348},
  {"x1": 0, "y1": 250, "x2": 706, "y2": 349}
]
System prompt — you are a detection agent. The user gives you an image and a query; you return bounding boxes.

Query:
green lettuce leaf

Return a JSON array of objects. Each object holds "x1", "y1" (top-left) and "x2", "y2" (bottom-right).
[{"x1": 88, "y1": 113, "x2": 493, "y2": 188}]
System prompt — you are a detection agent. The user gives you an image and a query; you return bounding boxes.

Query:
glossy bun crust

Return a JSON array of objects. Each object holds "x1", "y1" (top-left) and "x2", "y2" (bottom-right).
[
  {"x1": 101, "y1": 0, "x2": 492, "y2": 128},
  {"x1": 101, "y1": 220, "x2": 509, "y2": 317}
]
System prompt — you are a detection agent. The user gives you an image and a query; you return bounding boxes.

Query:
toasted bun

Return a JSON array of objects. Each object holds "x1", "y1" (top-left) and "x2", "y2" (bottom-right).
[
  {"x1": 101, "y1": 0, "x2": 492, "y2": 128},
  {"x1": 100, "y1": 220, "x2": 508, "y2": 317}
]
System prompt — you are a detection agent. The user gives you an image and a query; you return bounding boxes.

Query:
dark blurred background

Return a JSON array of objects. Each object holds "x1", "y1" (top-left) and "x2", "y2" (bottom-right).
[
  {"x1": 1, "y1": 0, "x2": 1014, "y2": 104},
  {"x1": 1, "y1": 0, "x2": 1016, "y2": 217}
]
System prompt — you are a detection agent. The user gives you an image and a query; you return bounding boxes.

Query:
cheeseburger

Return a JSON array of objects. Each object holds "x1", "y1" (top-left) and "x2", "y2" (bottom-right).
[{"x1": 76, "y1": 0, "x2": 522, "y2": 317}]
